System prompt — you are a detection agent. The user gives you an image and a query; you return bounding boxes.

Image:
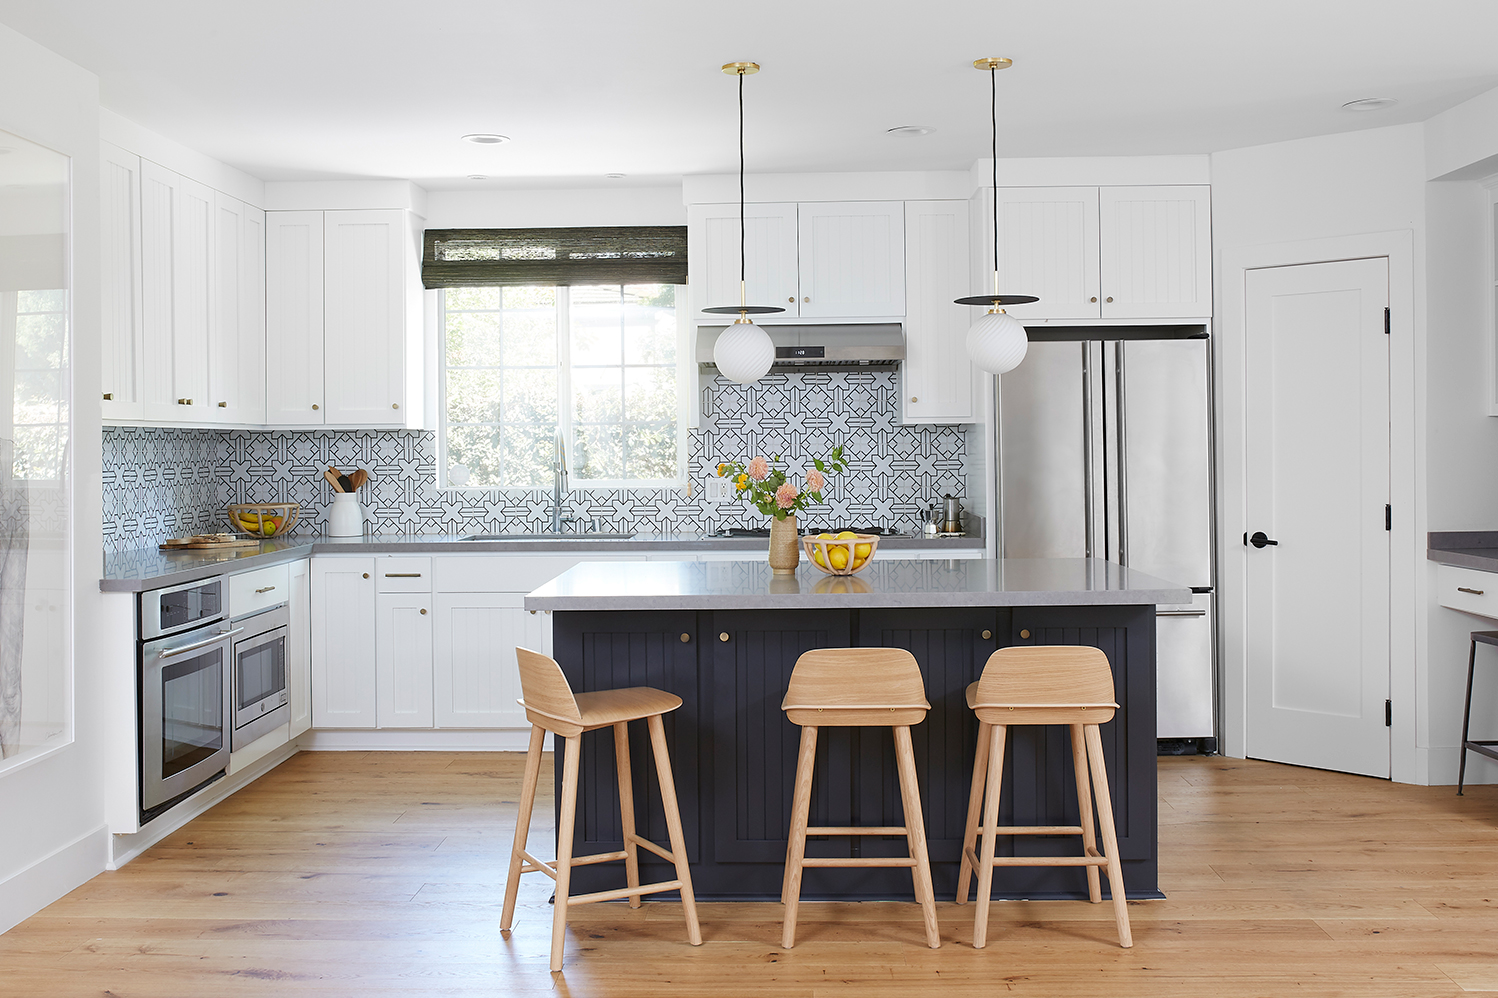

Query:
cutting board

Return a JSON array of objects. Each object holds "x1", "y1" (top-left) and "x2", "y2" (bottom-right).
[{"x1": 159, "y1": 534, "x2": 262, "y2": 551}]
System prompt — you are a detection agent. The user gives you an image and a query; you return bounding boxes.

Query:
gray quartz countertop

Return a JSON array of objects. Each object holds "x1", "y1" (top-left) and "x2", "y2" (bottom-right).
[
  {"x1": 100, "y1": 530, "x2": 985, "y2": 593},
  {"x1": 1428, "y1": 531, "x2": 1498, "y2": 573},
  {"x1": 523, "y1": 557, "x2": 1191, "y2": 611}
]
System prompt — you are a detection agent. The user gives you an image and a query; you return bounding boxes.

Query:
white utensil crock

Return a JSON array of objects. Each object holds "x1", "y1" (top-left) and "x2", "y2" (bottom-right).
[{"x1": 327, "y1": 493, "x2": 366, "y2": 537}]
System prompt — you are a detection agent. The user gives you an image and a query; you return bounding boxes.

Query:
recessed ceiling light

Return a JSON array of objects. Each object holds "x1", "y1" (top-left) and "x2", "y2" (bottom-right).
[
  {"x1": 462, "y1": 133, "x2": 510, "y2": 144},
  {"x1": 1341, "y1": 97, "x2": 1398, "y2": 112},
  {"x1": 605, "y1": 173, "x2": 626, "y2": 179},
  {"x1": 886, "y1": 125, "x2": 936, "y2": 137},
  {"x1": 467, "y1": 174, "x2": 487, "y2": 180}
]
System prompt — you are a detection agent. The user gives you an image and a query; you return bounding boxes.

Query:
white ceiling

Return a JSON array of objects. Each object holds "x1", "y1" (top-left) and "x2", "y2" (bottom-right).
[{"x1": 2, "y1": 0, "x2": 1496, "y2": 190}]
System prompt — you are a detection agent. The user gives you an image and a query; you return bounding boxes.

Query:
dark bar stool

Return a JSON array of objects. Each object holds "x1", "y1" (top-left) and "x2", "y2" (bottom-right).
[{"x1": 1458, "y1": 630, "x2": 1498, "y2": 795}]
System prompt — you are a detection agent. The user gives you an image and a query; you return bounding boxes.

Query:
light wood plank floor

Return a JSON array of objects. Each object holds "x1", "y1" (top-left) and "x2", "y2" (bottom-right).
[{"x1": 4, "y1": 752, "x2": 1498, "y2": 996}]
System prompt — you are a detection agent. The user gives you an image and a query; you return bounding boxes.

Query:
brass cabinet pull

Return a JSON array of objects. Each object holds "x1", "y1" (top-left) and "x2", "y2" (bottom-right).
[
  {"x1": 218, "y1": 401, "x2": 227, "y2": 407},
  {"x1": 680, "y1": 633, "x2": 691, "y2": 643},
  {"x1": 177, "y1": 398, "x2": 192, "y2": 405},
  {"x1": 102, "y1": 392, "x2": 113, "y2": 400},
  {"x1": 385, "y1": 573, "x2": 422, "y2": 578},
  {"x1": 1459, "y1": 587, "x2": 1485, "y2": 596},
  {"x1": 254, "y1": 586, "x2": 276, "y2": 594},
  {"x1": 719, "y1": 632, "x2": 730, "y2": 642},
  {"x1": 981, "y1": 629, "x2": 992, "y2": 640},
  {"x1": 1019, "y1": 628, "x2": 1031, "y2": 639}
]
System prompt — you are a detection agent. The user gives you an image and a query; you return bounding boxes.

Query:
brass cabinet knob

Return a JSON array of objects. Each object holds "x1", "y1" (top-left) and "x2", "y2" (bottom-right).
[
  {"x1": 982, "y1": 629, "x2": 992, "y2": 640},
  {"x1": 1105, "y1": 296, "x2": 1114, "y2": 303},
  {"x1": 910, "y1": 396, "x2": 918, "y2": 403},
  {"x1": 787, "y1": 296, "x2": 795, "y2": 303},
  {"x1": 803, "y1": 297, "x2": 810, "y2": 303},
  {"x1": 1019, "y1": 628, "x2": 1031, "y2": 639},
  {"x1": 102, "y1": 392, "x2": 113, "y2": 400},
  {"x1": 392, "y1": 403, "x2": 399, "y2": 409},
  {"x1": 420, "y1": 608, "x2": 427, "y2": 615},
  {"x1": 312, "y1": 404, "x2": 320, "y2": 410},
  {"x1": 680, "y1": 633, "x2": 691, "y2": 643},
  {"x1": 1090, "y1": 297, "x2": 1098, "y2": 303},
  {"x1": 719, "y1": 632, "x2": 730, "y2": 642},
  {"x1": 362, "y1": 573, "x2": 369, "y2": 579}
]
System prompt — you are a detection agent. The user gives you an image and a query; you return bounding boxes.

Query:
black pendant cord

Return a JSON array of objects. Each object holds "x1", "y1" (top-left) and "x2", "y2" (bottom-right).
[
  {"x1": 990, "y1": 65, "x2": 998, "y2": 297},
  {"x1": 739, "y1": 69, "x2": 746, "y2": 299}
]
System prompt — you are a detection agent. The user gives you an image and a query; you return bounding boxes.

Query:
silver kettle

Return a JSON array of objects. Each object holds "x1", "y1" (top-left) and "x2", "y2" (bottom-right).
[{"x1": 940, "y1": 495, "x2": 964, "y2": 534}]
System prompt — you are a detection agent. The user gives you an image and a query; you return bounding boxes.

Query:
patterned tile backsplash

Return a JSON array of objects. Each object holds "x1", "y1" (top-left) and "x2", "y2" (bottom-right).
[{"x1": 102, "y1": 371, "x2": 971, "y2": 552}]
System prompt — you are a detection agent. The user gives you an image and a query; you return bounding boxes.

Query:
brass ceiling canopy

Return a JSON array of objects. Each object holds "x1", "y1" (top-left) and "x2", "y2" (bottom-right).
[
  {"x1": 722, "y1": 62, "x2": 760, "y2": 76},
  {"x1": 973, "y1": 57, "x2": 1013, "y2": 72}
]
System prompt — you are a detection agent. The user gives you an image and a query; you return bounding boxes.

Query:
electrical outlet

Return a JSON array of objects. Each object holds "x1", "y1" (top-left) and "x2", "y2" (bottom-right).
[{"x1": 705, "y1": 476, "x2": 732, "y2": 502}]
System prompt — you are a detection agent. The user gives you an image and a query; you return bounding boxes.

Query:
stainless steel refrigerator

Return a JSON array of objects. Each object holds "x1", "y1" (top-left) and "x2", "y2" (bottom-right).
[{"x1": 995, "y1": 329, "x2": 1217, "y2": 743}]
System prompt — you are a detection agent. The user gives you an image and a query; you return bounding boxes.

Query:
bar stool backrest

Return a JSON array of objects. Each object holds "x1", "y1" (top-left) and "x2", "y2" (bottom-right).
[
  {"x1": 783, "y1": 647, "x2": 931, "y2": 726},
  {"x1": 515, "y1": 647, "x2": 583, "y2": 729},
  {"x1": 972, "y1": 646, "x2": 1118, "y2": 724}
]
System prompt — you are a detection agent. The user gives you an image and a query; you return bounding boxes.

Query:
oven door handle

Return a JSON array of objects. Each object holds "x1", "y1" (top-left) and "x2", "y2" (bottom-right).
[{"x1": 158, "y1": 627, "x2": 244, "y2": 660}]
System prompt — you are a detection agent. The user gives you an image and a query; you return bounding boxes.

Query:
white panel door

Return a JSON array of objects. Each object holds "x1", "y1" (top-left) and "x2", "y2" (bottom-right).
[
  {"x1": 688, "y1": 202, "x2": 799, "y2": 318},
  {"x1": 376, "y1": 592, "x2": 434, "y2": 727},
  {"x1": 1245, "y1": 257, "x2": 1390, "y2": 777},
  {"x1": 797, "y1": 201, "x2": 905, "y2": 318},
  {"x1": 139, "y1": 161, "x2": 181, "y2": 422},
  {"x1": 901, "y1": 200, "x2": 974, "y2": 423},
  {"x1": 100, "y1": 142, "x2": 144, "y2": 419},
  {"x1": 172, "y1": 174, "x2": 214, "y2": 417},
  {"x1": 287, "y1": 559, "x2": 312, "y2": 739},
  {"x1": 324, "y1": 209, "x2": 408, "y2": 425},
  {"x1": 1099, "y1": 185, "x2": 1211, "y2": 319},
  {"x1": 207, "y1": 194, "x2": 265, "y2": 424},
  {"x1": 311, "y1": 557, "x2": 376, "y2": 727},
  {"x1": 265, "y1": 210, "x2": 325, "y2": 424},
  {"x1": 986, "y1": 187, "x2": 1100, "y2": 320},
  {"x1": 433, "y1": 593, "x2": 542, "y2": 728}
]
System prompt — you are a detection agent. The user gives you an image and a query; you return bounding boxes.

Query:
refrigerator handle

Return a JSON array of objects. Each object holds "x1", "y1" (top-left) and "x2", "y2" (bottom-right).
[
  {"x1": 1116, "y1": 340, "x2": 1129, "y2": 567},
  {"x1": 1081, "y1": 341, "x2": 1095, "y2": 560}
]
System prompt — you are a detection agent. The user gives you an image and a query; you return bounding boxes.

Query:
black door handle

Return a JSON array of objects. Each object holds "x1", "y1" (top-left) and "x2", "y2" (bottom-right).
[{"x1": 1246, "y1": 531, "x2": 1278, "y2": 549}]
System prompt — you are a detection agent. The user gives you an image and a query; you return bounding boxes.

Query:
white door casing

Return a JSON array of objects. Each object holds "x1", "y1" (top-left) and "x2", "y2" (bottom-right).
[{"x1": 1244, "y1": 257, "x2": 1390, "y2": 778}]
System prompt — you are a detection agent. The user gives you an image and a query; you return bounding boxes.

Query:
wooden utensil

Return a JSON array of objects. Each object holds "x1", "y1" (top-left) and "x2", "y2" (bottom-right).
[
  {"x1": 324, "y1": 468, "x2": 344, "y2": 492},
  {"x1": 349, "y1": 469, "x2": 368, "y2": 491}
]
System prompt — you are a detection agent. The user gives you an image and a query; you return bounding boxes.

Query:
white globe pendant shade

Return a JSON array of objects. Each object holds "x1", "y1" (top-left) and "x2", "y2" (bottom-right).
[
  {"x1": 966, "y1": 308, "x2": 1028, "y2": 375},
  {"x1": 714, "y1": 320, "x2": 776, "y2": 384}
]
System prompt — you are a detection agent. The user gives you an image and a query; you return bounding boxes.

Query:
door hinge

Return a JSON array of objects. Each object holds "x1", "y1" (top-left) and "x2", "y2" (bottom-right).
[
  {"x1": 1385, "y1": 504, "x2": 1392, "y2": 531},
  {"x1": 1385, "y1": 699, "x2": 1392, "y2": 727},
  {"x1": 1384, "y1": 307, "x2": 1390, "y2": 334}
]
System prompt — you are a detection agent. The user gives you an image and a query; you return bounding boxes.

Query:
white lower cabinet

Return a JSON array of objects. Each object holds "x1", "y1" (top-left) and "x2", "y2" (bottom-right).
[
  {"x1": 288, "y1": 559, "x2": 312, "y2": 738},
  {"x1": 375, "y1": 592, "x2": 434, "y2": 727},
  {"x1": 433, "y1": 593, "x2": 543, "y2": 728},
  {"x1": 311, "y1": 557, "x2": 377, "y2": 728}
]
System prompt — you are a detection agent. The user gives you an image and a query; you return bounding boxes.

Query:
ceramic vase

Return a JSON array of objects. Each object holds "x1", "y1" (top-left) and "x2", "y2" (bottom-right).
[{"x1": 768, "y1": 513, "x2": 799, "y2": 575}]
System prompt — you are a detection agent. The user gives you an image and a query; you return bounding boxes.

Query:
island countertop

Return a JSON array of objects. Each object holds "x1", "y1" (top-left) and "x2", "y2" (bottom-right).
[{"x1": 524, "y1": 557, "x2": 1191, "y2": 611}]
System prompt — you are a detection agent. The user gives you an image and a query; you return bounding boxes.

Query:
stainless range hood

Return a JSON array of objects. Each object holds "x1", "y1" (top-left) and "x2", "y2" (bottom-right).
[{"x1": 696, "y1": 323, "x2": 904, "y2": 372}]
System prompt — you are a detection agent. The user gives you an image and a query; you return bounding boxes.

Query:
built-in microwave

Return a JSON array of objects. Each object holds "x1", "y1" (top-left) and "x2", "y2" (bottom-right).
[{"x1": 231, "y1": 602, "x2": 290, "y2": 750}]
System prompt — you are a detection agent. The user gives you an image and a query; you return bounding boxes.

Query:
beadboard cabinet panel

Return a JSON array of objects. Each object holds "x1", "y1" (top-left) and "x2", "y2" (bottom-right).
[
  {"x1": 1098, "y1": 185, "x2": 1212, "y2": 319},
  {"x1": 689, "y1": 202, "x2": 800, "y2": 318},
  {"x1": 375, "y1": 592, "x2": 434, "y2": 728},
  {"x1": 797, "y1": 201, "x2": 905, "y2": 318},
  {"x1": 432, "y1": 593, "x2": 541, "y2": 728},
  {"x1": 987, "y1": 186, "x2": 1101, "y2": 321}
]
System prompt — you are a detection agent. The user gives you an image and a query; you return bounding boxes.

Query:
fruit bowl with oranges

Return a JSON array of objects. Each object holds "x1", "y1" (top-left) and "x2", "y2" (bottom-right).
[
  {"x1": 802, "y1": 530, "x2": 879, "y2": 576},
  {"x1": 226, "y1": 502, "x2": 300, "y2": 538}
]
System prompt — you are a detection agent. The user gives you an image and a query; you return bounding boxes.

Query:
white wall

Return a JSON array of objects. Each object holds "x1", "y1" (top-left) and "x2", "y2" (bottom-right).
[
  {"x1": 424, "y1": 186, "x2": 685, "y2": 229},
  {"x1": 0, "y1": 21, "x2": 107, "y2": 933},
  {"x1": 100, "y1": 107, "x2": 264, "y2": 209},
  {"x1": 1209, "y1": 123, "x2": 1429, "y2": 780}
]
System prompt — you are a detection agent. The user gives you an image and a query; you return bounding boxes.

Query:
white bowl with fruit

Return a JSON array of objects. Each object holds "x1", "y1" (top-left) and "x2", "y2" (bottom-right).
[
  {"x1": 227, "y1": 502, "x2": 300, "y2": 538},
  {"x1": 802, "y1": 530, "x2": 879, "y2": 576}
]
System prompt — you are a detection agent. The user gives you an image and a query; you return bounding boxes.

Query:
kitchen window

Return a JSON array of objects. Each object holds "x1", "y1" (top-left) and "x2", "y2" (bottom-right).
[{"x1": 438, "y1": 283, "x2": 688, "y2": 489}]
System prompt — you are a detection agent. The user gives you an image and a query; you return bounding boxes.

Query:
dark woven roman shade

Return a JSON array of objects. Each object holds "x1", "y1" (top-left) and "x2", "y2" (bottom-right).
[{"x1": 422, "y1": 226, "x2": 687, "y2": 288}]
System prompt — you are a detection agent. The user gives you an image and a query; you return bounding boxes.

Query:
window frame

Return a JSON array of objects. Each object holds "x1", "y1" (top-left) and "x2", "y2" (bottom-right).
[{"x1": 436, "y1": 284, "x2": 691, "y2": 492}]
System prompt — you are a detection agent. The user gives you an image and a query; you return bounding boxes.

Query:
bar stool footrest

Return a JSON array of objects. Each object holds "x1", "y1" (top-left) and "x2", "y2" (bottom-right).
[
  {"x1": 802, "y1": 856, "x2": 919, "y2": 868},
  {"x1": 807, "y1": 825, "x2": 908, "y2": 836},
  {"x1": 568, "y1": 879, "x2": 685, "y2": 907},
  {"x1": 627, "y1": 833, "x2": 679, "y2": 863}
]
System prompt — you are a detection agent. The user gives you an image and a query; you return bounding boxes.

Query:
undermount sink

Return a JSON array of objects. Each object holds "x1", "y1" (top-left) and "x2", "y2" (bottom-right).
[{"x1": 459, "y1": 532, "x2": 636, "y2": 541}]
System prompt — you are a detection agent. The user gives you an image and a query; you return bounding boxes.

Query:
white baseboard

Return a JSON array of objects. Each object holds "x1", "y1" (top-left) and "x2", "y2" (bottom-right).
[
  {"x1": 109, "y1": 740, "x2": 300, "y2": 869},
  {"x1": 1427, "y1": 743, "x2": 1498, "y2": 788},
  {"x1": 300, "y1": 728, "x2": 546, "y2": 752},
  {"x1": 0, "y1": 824, "x2": 109, "y2": 935}
]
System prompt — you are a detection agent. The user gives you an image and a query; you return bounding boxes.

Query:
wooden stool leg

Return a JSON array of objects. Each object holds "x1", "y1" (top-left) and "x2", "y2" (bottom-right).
[
  {"x1": 1070, "y1": 722, "x2": 1101, "y2": 903},
  {"x1": 550, "y1": 734, "x2": 582, "y2": 972},
  {"x1": 1083, "y1": 724, "x2": 1133, "y2": 948},
  {"x1": 782, "y1": 724, "x2": 819, "y2": 949},
  {"x1": 956, "y1": 719, "x2": 992, "y2": 905},
  {"x1": 894, "y1": 725, "x2": 941, "y2": 949},
  {"x1": 613, "y1": 720, "x2": 642, "y2": 908},
  {"x1": 647, "y1": 713, "x2": 702, "y2": 946},
  {"x1": 972, "y1": 723, "x2": 1007, "y2": 949},
  {"x1": 1460, "y1": 637, "x2": 1478, "y2": 796},
  {"x1": 501, "y1": 724, "x2": 546, "y2": 931}
]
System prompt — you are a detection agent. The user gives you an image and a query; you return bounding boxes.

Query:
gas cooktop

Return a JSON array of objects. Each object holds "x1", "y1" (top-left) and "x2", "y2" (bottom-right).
[{"x1": 709, "y1": 526, "x2": 907, "y2": 539}]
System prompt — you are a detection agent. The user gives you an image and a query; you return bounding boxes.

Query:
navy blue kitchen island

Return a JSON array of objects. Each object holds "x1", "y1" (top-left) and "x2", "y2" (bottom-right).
[{"x1": 525, "y1": 557, "x2": 1188, "y2": 901}]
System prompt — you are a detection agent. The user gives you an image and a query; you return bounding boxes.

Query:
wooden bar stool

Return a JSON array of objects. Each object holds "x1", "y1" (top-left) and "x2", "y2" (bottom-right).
[
  {"x1": 956, "y1": 645, "x2": 1132, "y2": 949},
  {"x1": 1458, "y1": 630, "x2": 1498, "y2": 795},
  {"x1": 780, "y1": 647, "x2": 940, "y2": 949},
  {"x1": 500, "y1": 647, "x2": 701, "y2": 972}
]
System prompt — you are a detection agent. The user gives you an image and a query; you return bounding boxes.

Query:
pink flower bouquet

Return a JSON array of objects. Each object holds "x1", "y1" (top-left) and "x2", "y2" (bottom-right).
[{"x1": 715, "y1": 446, "x2": 847, "y2": 522}]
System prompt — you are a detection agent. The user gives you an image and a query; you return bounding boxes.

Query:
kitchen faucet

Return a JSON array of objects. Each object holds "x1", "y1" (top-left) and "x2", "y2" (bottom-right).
[{"x1": 550, "y1": 433, "x2": 569, "y2": 534}]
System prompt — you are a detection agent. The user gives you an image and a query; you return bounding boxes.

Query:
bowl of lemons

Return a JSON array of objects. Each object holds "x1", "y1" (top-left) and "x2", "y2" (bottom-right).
[
  {"x1": 227, "y1": 502, "x2": 300, "y2": 538},
  {"x1": 802, "y1": 530, "x2": 879, "y2": 576}
]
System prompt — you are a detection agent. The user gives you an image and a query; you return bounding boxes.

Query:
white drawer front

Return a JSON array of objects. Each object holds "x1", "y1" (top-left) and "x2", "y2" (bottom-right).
[
  {"x1": 230, "y1": 563, "x2": 291, "y2": 618},
  {"x1": 376, "y1": 557, "x2": 432, "y2": 593},
  {"x1": 1436, "y1": 564, "x2": 1498, "y2": 620}
]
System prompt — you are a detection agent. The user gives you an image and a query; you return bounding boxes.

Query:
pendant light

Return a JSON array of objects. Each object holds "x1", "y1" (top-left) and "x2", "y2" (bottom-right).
[
  {"x1": 703, "y1": 61, "x2": 782, "y2": 384},
  {"x1": 955, "y1": 57, "x2": 1038, "y2": 375}
]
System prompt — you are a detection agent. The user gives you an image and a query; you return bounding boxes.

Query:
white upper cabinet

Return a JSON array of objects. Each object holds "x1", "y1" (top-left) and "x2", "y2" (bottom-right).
[
  {"x1": 688, "y1": 200, "x2": 905, "y2": 321},
  {"x1": 988, "y1": 187, "x2": 1101, "y2": 320},
  {"x1": 207, "y1": 193, "x2": 265, "y2": 424},
  {"x1": 265, "y1": 210, "x2": 326, "y2": 424},
  {"x1": 323, "y1": 209, "x2": 419, "y2": 426},
  {"x1": 140, "y1": 162, "x2": 213, "y2": 421},
  {"x1": 901, "y1": 200, "x2": 975, "y2": 424},
  {"x1": 100, "y1": 142, "x2": 144, "y2": 420},
  {"x1": 977, "y1": 185, "x2": 1210, "y2": 321},
  {"x1": 797, "y1": 201, "x2": 905, "y2": 318},
  {"x1": 1097, "y1": 186, "x2": 1212, "y2": 319},
  {"x1": 689, "y1": 202, "x2": 799, "y2": 316}
]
